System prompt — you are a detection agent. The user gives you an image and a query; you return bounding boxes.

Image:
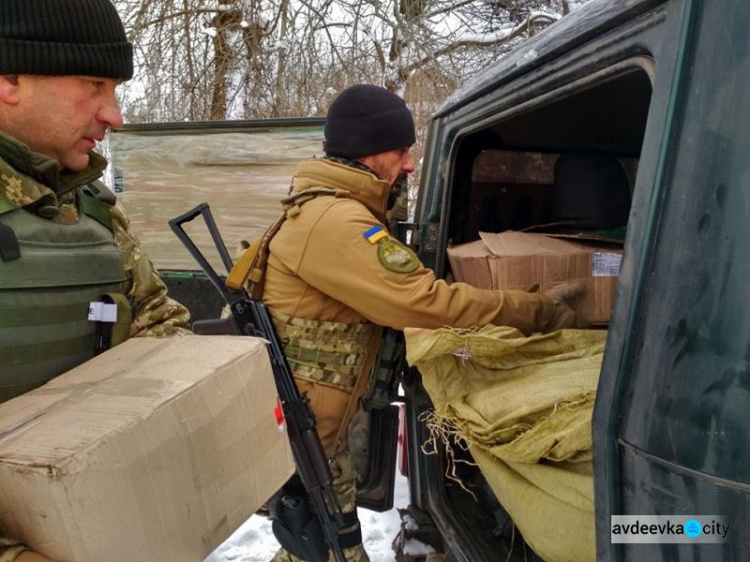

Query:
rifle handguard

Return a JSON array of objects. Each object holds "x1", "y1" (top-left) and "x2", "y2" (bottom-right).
[{"x1": 192, "y1": 317, "x2": 238, "y2": 335}]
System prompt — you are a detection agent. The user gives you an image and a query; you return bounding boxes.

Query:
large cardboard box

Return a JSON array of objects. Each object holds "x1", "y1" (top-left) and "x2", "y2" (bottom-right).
[
  {"x1": 0, "y1": 336, "x2": 295, "y2": 562},
  {"x1": 448, "y1": 231, "x2": 623, "y2": 325}
]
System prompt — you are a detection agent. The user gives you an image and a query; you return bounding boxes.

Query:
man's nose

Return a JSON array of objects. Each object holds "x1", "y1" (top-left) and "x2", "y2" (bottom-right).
[
  {"x1": 98, "y1": 94, "x2": 124, "y2": 129},
  {"x1": 403, "y1": 154, "x2": 416, "y2": 174}
]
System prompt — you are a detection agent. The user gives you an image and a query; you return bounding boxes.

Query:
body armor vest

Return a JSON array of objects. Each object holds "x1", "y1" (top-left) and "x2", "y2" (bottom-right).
[
  {"x1": 270, "y1": 310, "x2": 379, "y2": 392},
  {"x1": 0, "y1": 187, "x2": 127, "y2": 403}
]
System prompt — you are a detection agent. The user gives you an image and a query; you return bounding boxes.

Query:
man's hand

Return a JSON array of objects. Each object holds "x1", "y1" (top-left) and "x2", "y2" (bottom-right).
[{"x1": 544, "y1": 282, "x2": 586, "y2": 331}]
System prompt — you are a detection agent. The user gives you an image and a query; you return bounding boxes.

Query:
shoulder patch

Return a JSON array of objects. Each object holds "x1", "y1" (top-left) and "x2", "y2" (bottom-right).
[
  {"x1": 363, "y1": 225, "x2": 387, "y2": 244},
  {"x1": 377, "y1": 237, "x2": 420, "y2": 273}
]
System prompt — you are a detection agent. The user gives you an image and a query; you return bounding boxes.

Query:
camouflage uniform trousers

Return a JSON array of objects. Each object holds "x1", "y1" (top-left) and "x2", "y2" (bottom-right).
[{"x1": 270, "y1": 446, "x2": 369, "y2": 562}]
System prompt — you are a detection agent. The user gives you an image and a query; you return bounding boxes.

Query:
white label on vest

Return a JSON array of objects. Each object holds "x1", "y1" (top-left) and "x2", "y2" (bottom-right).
[{"x1": 88, "y1": 302, "x2": 118, "y2": 323}]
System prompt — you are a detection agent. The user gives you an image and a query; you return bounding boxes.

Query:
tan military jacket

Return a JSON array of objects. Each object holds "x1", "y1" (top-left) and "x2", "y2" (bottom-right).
[
  {"x1": 263, "y1": 158, "x2": 558, "y2": 452},
  {"x1": 264, "y1": 158, "x2": 557, "y2": 331},
  {"x1": 0, "y1": 132, "x2": 189, "y2": 339}
]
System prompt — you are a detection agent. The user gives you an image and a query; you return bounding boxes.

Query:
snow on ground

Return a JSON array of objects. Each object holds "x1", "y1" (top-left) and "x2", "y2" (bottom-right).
[{"x1": 206, "y1": 470, "x2": 410, "y2": 562}]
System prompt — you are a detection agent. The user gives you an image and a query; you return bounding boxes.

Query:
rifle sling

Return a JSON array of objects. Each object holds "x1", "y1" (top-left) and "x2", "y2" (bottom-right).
[
  {"x1": 332, "y1": 325, "x2": 382, "y2": 456},
  {"x1": 226, "y1": 187, "x2": 346, "y2": 296}
]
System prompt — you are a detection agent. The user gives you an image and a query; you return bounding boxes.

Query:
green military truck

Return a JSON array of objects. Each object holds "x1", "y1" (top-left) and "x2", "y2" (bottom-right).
[
  {"x1": 112, "y1": 0, "x2": 749, "y2": 558},
  {"x1": 402, "y1": 0, "x2": 749, "y2": 560}
]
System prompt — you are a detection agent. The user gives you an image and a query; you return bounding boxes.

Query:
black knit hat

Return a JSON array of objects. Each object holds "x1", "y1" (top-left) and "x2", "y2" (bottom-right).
[
  {"x1": 324, "y1": 84, "x2": 416, "y2": 159},
  {"x1": 0, "y1": 0, "x2": 133, "y2": 80}
]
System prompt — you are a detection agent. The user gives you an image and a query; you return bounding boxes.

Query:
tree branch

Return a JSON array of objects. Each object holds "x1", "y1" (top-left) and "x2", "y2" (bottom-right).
[
  {"x1": 399, "y1": 13, "x2": 556, "y2": 79},
  {"x1": 143, "y1": 8, "x2": 225, "y2": 29}
]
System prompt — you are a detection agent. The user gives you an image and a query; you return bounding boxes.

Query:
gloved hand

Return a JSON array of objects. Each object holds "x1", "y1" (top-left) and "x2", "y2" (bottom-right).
[
  {"x1": 545, "y1": 281, "x2": 585, "y2": 303},
  {"x1": 544, "y1": 282, "x2": 586, "y2": 331}
]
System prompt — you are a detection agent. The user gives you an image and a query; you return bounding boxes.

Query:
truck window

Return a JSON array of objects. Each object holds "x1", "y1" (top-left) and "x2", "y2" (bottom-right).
[
  {"x1": 466, "y1": 150, "x2": 639, "y2": 238},
  {"x1": 446, "y1": 63, "x2": 652, "y2": 246}
]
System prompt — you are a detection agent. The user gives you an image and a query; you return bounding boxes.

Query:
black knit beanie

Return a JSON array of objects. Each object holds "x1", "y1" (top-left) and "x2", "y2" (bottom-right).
[
  {"x1": 324, "y1": 84, "x2": 416, "y2": 159},
  {"x1": 0, "y1": 0, "x2": 133, "y2": 80}
]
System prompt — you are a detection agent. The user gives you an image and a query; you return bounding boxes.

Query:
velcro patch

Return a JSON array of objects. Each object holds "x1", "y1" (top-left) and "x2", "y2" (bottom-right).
[
  {"x1": 377, "y1": 237, "x2": 419, "y2": 273},
  {"x1": 363, "y1": 225, "x2": 420, "y2": 273}
]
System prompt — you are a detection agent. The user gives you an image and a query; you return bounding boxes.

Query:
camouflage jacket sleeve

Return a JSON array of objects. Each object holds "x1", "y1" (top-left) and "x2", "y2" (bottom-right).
[{"x1": 110, "y1": 200, "x2": 191, "y2": 337}]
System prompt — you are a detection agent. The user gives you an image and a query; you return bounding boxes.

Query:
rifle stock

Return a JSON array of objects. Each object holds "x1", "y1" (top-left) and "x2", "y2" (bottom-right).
[{"x1": 169, "y1": 204, "x2": 346, "y2": 562}]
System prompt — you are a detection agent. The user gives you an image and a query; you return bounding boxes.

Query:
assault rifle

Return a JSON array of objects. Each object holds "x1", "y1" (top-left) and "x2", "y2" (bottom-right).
[{"x1": 169, "y1": 203, "x2": 346, "y2": 562}]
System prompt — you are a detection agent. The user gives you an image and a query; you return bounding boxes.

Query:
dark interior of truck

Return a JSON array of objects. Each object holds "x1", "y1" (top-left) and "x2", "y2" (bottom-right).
[
  {"x1": 433, "y1": 65, "x2": 654, "y2": 558},
  {"x1": 447, "y1": 67, "x2": 652, "y2": 245}
]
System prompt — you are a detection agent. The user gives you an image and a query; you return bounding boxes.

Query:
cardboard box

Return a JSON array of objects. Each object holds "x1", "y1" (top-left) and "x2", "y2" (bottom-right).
[
  {"x1": 448, "y1": 231, "x2": 623, "y2": 325},
  {"x1": 0, "y1": 336, "x2": 295, "y2": 562}
]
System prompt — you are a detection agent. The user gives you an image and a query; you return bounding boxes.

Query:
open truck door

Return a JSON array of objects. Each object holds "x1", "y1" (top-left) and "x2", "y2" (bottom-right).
[{"x1": 404, "y1": 0, "x2": 749, "y2": 560}]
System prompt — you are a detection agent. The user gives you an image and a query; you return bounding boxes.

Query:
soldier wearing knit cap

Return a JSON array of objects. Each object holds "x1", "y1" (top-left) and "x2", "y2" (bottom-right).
[
  {"x1": 0, "y1": 3, "x2": 188, "y2": 560},
  {"x1": 233, "y1": 84, "x2": 583, "y2": 562}
]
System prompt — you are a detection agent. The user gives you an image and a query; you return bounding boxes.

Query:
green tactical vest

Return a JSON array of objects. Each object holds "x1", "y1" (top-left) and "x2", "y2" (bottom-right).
[{"x1": 0, "y1": 187, "x2": 128, "y2": 403}]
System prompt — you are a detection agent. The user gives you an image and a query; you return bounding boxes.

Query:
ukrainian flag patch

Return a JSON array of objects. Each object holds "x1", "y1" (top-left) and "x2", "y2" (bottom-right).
[{"x1": 363, "y1": 225, "x2": 388, "y2": 244}]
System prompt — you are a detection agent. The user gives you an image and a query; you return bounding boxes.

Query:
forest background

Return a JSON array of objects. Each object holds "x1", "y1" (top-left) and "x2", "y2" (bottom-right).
[{"x1": 112, "y1": 0, "x2": 591, "y2": 176}]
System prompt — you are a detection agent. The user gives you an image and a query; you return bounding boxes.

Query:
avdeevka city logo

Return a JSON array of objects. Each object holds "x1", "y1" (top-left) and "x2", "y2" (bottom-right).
[
  {"x1": 684, "y1": 519, "x2": 702, "y2": 538},
  {"x1": 610, "y1": 515, "x2": 729, "y2": 543}
]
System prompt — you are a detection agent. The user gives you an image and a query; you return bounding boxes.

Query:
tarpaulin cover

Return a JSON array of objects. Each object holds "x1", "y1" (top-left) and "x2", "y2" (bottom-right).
[{"x1": 405, "y1": 325, "x2": 607, "y2": 562}]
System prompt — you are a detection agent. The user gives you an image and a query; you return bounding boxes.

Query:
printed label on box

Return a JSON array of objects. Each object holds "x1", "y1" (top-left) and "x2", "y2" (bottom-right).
[{"x1": 592, "y1": 253, "x2": 622, "y2": 277}]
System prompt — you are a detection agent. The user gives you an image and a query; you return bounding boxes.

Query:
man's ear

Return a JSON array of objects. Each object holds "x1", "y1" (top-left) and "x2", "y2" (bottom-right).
[{"x1": 0, "y1": 75, "x2": 21, "y2": 105}]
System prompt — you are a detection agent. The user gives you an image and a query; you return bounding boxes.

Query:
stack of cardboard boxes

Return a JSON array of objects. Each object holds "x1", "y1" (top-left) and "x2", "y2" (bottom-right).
[{"x1": 448, "y1": 231, "x2": 623, "y2": 326}]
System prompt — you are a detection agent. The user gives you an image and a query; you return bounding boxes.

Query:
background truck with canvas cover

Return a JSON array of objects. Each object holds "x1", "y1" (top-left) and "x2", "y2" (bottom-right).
[{"x1": 108, "y1": 117, "x2": 325, "y2": 322}]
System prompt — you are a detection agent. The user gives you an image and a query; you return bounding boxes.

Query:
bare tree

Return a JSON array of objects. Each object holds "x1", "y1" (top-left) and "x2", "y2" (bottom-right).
[{"x1": 114, "y1": 0, "x2": 584, "y2": 122}]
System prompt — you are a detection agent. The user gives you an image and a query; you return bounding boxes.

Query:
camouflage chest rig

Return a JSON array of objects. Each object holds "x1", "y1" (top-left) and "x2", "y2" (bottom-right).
[
  {"x1": 227, "y1": 187, "x2": 380, "y2": 395},
  {"x1": 0, "y1": 182, "x2": 129, "y2": 403}
]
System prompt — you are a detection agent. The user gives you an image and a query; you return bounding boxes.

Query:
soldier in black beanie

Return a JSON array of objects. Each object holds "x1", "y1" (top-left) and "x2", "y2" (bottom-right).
[
  {"x1": 324, "y1": 84, "x2": 416, "y2": 160},
  {"x1": 244, "y1": 83, "x2": 580, "y2": 562},
  {"x1": 0, "y1": 4, "x2": 189, "y2": 560}
]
